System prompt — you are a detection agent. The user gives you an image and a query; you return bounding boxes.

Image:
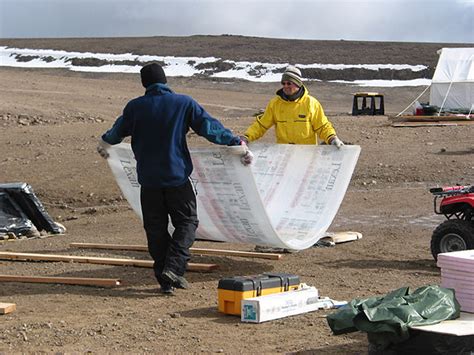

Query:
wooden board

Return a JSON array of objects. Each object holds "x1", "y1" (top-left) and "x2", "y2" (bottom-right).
[
  {"x1": 69, "y1": 243, "x2": 282, "y2": 260},
  {"x1": 0, "y1": 252, "x2": 218, "y2": 272},
  {"x1": 322, "y1": 231, "x2": 362, "y2": 244},
  {"x1": 0, "y1": 275, "x2": 122, "y2": 287},
  {"x1": 331, "y1": 231, "x2": 362, "y2": 244},
  {"x1": 391, "y1": 115, "x2": 473, "y2": 121},
  {"x1": 410, "y1": 312, "x2": 474, "y2": 336},
  {"x1": 0, "y1": 303, "x2": 16, "y2": 315},
  {"x1": 392, "y1": 121, "x2": 473, "y2": 127},
  {"x1": 190, "y1": 247, "x2": 282, "y2": 260}
]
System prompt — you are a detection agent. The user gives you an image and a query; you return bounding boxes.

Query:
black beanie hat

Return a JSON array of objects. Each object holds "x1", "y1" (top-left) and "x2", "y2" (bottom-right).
[{"x1": 140, "y1": 63, "x2": 167, "y2": 88}]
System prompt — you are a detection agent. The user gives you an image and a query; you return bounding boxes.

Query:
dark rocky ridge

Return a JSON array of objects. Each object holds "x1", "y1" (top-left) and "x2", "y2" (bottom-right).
[{"x1": 1, "y1": 35, "x2": 473, "y2": 81}]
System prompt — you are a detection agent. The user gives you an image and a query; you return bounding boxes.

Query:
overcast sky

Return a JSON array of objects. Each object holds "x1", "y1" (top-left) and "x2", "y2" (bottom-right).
[{"x1": 0, "y1": 0, "x2": 472, "y2": 43}]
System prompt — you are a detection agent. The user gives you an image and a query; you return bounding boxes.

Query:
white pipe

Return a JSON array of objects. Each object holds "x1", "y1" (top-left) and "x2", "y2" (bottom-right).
[{"x1": 396, "y1": 84, "x2": 431, "y2": 117}]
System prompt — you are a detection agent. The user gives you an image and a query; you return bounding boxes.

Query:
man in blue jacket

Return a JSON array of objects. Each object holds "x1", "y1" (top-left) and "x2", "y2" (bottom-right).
[{"x1": 97, "y1": 63, "x2": 253, "y2": 294}]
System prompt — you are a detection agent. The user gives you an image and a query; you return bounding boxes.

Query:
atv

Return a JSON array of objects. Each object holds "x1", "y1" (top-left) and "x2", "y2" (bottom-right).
[{"x1": 429, "y1": 185, "x2": 474, "y2": 261}]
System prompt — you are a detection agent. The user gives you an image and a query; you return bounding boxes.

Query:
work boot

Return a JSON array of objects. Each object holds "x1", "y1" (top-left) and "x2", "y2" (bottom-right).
[
  {"x1": 160, "y1": 284, "x2": 175, "y2": 295},
  {"x1": 161, "y1": 269, "x2": 189, "y2": 289}
]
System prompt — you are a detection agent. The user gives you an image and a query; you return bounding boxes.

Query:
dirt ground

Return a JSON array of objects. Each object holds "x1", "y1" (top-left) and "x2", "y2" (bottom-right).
[{"x1": 0, "y1": 36, "x2": 473, "y2": 354}]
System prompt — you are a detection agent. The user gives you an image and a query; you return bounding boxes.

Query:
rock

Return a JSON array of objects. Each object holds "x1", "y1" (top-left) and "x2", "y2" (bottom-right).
[{"x1": 19, "y1": 331, "x2": 28, "y2": 341}]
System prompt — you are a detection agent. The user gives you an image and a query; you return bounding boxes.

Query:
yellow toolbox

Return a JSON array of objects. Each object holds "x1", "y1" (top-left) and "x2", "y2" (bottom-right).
[{"x1": 217, "y1": 273, "x2": 300, "y2": 315}]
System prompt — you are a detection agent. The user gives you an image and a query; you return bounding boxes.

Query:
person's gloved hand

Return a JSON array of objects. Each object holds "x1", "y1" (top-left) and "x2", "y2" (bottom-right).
[
  {"x1": 239, "y1": 135, "x2": 249, "y2": 144},
  {"x1": 97, "y1": 139, "x2": 111, "y2": 159},
  {"x1": 240, "y1": 141, "x2": 254, "y2": 166},
  {"x1": 330, "y1": 136, "x2": 344, "y2": 149},
  {"x1": 241, "y1": 150, "x2": 254, "y2": 166}
]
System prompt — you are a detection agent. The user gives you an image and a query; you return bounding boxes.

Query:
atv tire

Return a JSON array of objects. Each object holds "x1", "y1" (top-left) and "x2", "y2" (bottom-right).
[{"x1": 431, "y1": 219, "x2": 474, "y2": 261}]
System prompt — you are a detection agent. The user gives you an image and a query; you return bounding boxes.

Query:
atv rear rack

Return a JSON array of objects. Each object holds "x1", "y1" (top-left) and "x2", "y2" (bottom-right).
[{"x1": 430, "y1": 185, "x2": 474, "y2": 197}]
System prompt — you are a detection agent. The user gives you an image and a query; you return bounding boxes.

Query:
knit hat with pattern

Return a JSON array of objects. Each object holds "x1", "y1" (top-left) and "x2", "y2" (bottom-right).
[{"x1": 281, "y1": 65, "x2": 303, "y2": 87}]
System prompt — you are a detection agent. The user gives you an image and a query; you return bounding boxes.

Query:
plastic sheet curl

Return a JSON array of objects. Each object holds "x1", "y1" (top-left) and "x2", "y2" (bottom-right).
[{"x1": 107, "y1": 143, "x2": 360, "y2": 251}]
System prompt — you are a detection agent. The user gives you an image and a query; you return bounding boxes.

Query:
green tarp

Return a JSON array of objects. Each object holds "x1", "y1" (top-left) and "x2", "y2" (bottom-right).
[{"x1": 327, "y1": 285, "x2": 461, "y2": 348}]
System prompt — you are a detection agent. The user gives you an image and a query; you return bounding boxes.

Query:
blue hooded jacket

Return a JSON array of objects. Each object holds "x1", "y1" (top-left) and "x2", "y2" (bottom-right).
[{"x1": 102, "y1": 83, "x2": 241, "y2": 188}]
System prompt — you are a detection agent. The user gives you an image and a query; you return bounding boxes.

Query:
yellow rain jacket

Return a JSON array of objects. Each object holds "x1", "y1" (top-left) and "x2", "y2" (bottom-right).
[{"x1": 245, "y1": 86, "x2": 336, "y2": 144}]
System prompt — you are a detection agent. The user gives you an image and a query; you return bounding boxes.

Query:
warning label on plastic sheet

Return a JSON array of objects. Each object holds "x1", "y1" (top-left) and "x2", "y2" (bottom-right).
[{"x1": 107, "y1": 143, "x2": 360, "y2": 250}]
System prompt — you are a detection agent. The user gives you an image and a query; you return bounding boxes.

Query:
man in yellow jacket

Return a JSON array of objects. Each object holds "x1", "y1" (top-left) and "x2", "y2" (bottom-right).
[
  {"x1": 244, "y1": 66, "x2": 343, "y2": 253},
  {"x1": 242, "y1": 65, "x2": 344, "y2": 148}
]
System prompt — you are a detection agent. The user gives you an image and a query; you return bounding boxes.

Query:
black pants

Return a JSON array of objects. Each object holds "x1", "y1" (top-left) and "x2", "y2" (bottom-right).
[{"x1": 140, "y1": 179, "x2": 198, "y2": 285}]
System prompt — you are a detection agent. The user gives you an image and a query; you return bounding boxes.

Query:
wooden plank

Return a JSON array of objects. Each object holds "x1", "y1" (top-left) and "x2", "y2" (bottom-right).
[
  {"x1": 190, "y1": 247, "x2": 282, "y2": 260},
  {"x1": 69, "y1": 242, "x2": 283, "y2": 260},
  {"x1": 392, "y1": 121, "x2": 473, "y2": 127},
  {"x1": 0, "y1": 303, "x2": 16, "y2": 315},
  {"x1": 0, "y1": 252, "x2": 217, "y2": 272},
  {"x1": 391, "y1": 115, "x2": 473, "y2": 121},
  {"x1": 0, "y1": 275, "x2": 122, "y2": 287},
  {"x1": 323, "y1": 231, "x2": 363, "y2": 244},
  {"x1": 69, "y1": 243, "x2": 148, "y2": 252}
]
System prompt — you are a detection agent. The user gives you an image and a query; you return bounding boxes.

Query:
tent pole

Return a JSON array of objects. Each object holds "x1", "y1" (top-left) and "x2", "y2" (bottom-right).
[
  {"x1": 468, "y1": 104, "x2": 474, "y2": 117},
  {"x1": 437, "y1": 80, "x2": 455, "y2": 116},
  {"x1": 395, "y1": 84, "x2": 431, "y2": 117}
]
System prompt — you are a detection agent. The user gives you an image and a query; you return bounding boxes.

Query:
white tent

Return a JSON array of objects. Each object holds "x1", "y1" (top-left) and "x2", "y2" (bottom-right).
[{"x1": 429, "y1": 48, "x2": 474, "y2": 112}]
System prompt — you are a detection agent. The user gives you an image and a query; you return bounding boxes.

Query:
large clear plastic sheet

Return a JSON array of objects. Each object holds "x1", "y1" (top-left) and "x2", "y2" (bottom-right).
[{"x1": 107, "y1": 143, "x2": 360, "y2": 251}]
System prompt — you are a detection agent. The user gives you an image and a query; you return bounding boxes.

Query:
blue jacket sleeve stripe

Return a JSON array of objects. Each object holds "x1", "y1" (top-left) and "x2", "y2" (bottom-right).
[
  {"x1": 189, "y1": 101, "x2": 240, "y2": 146},
  {"x1": 102, "y1": 115, "x2": 127, "y2": 144},
  {"x1": 198, "y1": 118, "x2": 241, "y2": 146}
]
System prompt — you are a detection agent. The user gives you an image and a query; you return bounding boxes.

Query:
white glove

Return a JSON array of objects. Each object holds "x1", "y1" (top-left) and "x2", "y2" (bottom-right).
[
  {"x1": 97, "y1": 139, "x2": 111, "y2": 159},
  {"x1": 240, "y1": 142, "x2": 254, "y2": 166},
  {"x1": 330, "y1": 136, "x2": 344, "y2": 149},
  {"x1": 241, "y1": 150, "x2": 254, "y2": 166}
]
